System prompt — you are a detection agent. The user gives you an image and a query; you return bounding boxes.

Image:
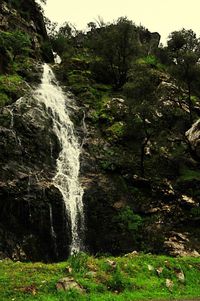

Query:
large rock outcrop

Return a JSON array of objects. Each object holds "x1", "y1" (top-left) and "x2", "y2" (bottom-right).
[
  {"x1": 0, "y1": 0, "x2": 53, "y2": 62},
  {"x1": 79, "y1": 76, "x2": 200, "y2": 257},
  {"x1": 0, "y1": 94, "x2": 71, "y2": 261},
  {"x1": 186, "y1": 119, "x2": 200, "y2": 161}
]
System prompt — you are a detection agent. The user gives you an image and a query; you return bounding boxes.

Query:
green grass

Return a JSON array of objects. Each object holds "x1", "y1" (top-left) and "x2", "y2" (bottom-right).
[{"x1": 0, "y1": 253, "x2": 199, "y2": 301}]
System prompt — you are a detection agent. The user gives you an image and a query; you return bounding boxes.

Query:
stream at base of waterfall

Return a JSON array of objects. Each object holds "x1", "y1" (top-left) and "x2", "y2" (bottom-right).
[{"x1": 35, "y1": 63, "x2": 84, "y2": 254}]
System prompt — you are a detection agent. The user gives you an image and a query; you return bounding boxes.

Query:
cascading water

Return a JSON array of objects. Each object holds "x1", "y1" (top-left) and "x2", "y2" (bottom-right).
[{"x1": 35, "y1": 63, "x2": 84, "y2": 254}]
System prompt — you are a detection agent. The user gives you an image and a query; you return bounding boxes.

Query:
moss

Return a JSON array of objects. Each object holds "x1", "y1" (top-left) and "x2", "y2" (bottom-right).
[
  {"x1": 106, "y1": 122, "x2": 126, "y2": 141},
  {"x1": 137, "y1": 55, "x2": 165, "y2": 71},
  {"x1": 0, "y1": 74, "x2": 27, "y2": 106},
  {"x1": 68, "y1": 74, "x2": 90, "y2": 86},
  {"x1": 13, "y1": 58, "x2": 41, "y2": 82}
]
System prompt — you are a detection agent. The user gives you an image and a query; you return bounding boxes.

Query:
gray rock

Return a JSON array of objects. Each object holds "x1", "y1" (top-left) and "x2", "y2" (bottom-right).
[
  {"x1": 175, "y1": 268, "x2": 185, "y2": 283},
  {"x1": 164, "y1": 232, "x2": 200, "y2": 257},
  {"x1": 166, "y1": 279, "x2": 173, "y2": 291},
  {"x1": 106, "y1": 259, "x2": 117, "y2": 269},
  {"x1": 56, "y1": 277, "x2": 84, "y2": 293},
  {"x1": 186, "y1": 119, "x2": 200, "y2": 159},
  {"x1": 147, "y1": 264, "x2": 154, "y2": 271}
]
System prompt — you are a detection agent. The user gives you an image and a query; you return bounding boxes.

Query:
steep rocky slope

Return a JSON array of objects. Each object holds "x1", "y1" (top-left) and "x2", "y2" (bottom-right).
[
  {"x1": 0, "y1": 95, "x2": 70, "y2": 261},
  {"x1": 0, "y1": 0, "x2": 53, "y2": 63},
  {"x1": 77, "y1": 70, "x2": 200, "y2": 257},
  {"x1": 0, "y1": 1, "x2": 199, "y2": 261},
  {"x1": 0, "y1": 0, "x2": 69, "y2": 261},
  {"x1": 54, "y1": 50, "x2": 200, "y2": 257}
]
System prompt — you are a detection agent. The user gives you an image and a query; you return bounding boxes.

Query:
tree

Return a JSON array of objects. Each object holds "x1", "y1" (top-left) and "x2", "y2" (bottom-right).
[
  {"x1": 87, "y1": 22, "x2": 97, "y2": 31},
  {"x1": 0, "y1": 30, "x2": 31, "y2": 61},
  {"x1": 123, "y1": 63, "x2": 160, "y2": 177},
  {"x1": 49, "y1": 22, "x2": 77, "y2": 57},
  {"x1": 167, "y1": 29, "x2": 200, "y2": 123},
  {"x1": 85, "y1": 17, "x2": 140, "y2": 88},
  {"x1": 44, "y1": 17, "x2": 58, "y2": 37}
]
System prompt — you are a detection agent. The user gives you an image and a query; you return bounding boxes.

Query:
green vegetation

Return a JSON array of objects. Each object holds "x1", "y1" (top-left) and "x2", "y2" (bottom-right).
[
  {"x1": 167, "y1": 29, "x2": 200, "y2": 123},
  {"x1": 113, "y1": 206, "x2": 142, "y2": 239},
  {"x1": 49, "y1": 19, "x2": 200, "y2": 183},
  {"x1": 0, "y1": 30, "x2": 31, "y2": 63},
  {"x1": 0, "y1": 253, "x2": 199, "y2": 301},
  {"x1": 0, "y1": 74, "x2": 26, "y2": 106},
  {"x1": 0, "y1": 29, "x2": 35, "y2": 104},
  {"x1": 51, "y1": 17, "x2": 160, "y2": 89},
  {"x1": 178, "y1": 167, "x2": 200, "y2": 182}
]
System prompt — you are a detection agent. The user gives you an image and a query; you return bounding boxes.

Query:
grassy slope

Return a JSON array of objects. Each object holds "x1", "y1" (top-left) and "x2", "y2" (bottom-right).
[{"x1": 0, "y1": 253, "x2": 200, "y2": 301}]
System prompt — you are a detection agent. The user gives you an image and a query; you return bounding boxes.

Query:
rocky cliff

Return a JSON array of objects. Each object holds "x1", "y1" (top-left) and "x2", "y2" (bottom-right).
[
  {"x1": 0, "y1": 0, "x2": 67, "y2": 261},
  {"x1": 78, "y1": 74, "x2": 200, "y2": 257},
  {"x1": 0, "y1": 95, "x2": 71, "y2": 261},
  {"x1": 0, "y1": 1, "x2": 199, "y2": 261},
  {"x1": 54, "y1": 52, "x2": 200, "y2": 258},
  {"x1": 82, "y1": 132, "x2": 200, "y2": 257},
  {"x1": 0, "y1": 0, "x2": 53, "y2": 66}
]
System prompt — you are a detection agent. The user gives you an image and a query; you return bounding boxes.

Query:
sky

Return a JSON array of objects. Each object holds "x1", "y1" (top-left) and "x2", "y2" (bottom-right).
[{"x1": 43, "y1": 0, "x2": 200, "y2": 45}]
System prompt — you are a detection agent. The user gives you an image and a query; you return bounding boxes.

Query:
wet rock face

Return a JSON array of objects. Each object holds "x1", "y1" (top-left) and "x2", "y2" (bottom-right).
[{"x1": 0, "y1": 96, "x2": 70, "y2": 261}]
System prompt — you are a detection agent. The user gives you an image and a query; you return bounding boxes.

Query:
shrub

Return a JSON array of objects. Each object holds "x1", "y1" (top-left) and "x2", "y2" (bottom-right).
[
  {"x1": 107, "y1": 267, "x2": 131, "y2": 292},
  {"x1": 113, "y1": 206, "x2": 142, "y2": 234},
  {"x1": 68, "y1": 252, "x2": 89, "y2": 274}
]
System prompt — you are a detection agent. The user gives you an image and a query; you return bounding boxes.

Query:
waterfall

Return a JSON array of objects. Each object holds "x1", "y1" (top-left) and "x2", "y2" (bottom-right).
[
  {"x1": 35, "y1": 64, "x2": 84, "y2": 254},
  {"x1": 49, "y1": 203, "x2": 58, "y2": 257},
  {"x1": 8, "y1": 107, "x2": 14, "y2": 128},
  {"x1": 53, "y1": 52, "x2": 62, "y2": 64}
]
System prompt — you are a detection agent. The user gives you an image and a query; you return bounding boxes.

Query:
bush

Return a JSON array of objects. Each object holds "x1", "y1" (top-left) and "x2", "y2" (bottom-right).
[
  {"x1": 68, "y1": 252, "x2": 89, "y2": 274},
  {"x1": 114, "y1": 206, "x2": 142, "y2": 233},
  {"x1": 107, "y1": 267, "x2": 131, "y2": 292}
]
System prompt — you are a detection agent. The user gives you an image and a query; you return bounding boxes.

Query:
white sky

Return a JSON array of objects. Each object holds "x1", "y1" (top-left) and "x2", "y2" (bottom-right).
[{"x1": 43, "y1": 0, "x2": 200, "y2": 45}]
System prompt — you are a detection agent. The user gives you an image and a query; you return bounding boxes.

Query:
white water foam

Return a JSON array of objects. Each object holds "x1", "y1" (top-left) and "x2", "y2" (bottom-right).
[{"x1": 35, "y1": 64, "x2": 84, "y2": 254}]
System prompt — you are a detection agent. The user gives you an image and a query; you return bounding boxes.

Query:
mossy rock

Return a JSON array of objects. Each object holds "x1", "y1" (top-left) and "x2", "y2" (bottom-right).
[{"x1": 106, "y1": 121, "x2": 126, "y2": 141}]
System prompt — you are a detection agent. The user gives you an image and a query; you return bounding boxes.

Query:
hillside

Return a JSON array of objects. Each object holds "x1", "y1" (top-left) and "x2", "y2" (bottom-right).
[{"x1": 0, "y1": 0, "x2": 200, "y2": 262}]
